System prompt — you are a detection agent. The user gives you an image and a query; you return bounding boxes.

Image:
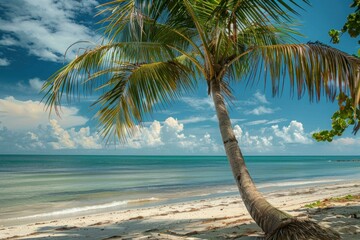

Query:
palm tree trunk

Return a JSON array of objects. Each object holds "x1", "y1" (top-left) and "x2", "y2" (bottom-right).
[
  {"x1": 210, "y1": 80, "x2": 340, "y2": 239},
  {"x1": 210, "y1": 80, "x2": 291, "y2": 233}
]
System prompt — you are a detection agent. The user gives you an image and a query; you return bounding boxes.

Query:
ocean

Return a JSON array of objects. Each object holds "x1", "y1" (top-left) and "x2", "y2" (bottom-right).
[{"x1": 0, "y1": 155, "x2": 359, "y2": 226}]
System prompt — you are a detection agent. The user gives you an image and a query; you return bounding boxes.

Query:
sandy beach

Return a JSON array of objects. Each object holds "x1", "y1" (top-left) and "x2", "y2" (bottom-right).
[{"x1": 1, "y1": 181, "x2": 360, "y2": 240}]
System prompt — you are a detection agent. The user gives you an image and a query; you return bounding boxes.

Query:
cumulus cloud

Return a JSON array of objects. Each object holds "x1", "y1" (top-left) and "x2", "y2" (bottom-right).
[
  {"x1": 234, "y1": 125, "x2": 273, "y2": 152},
  {"x1": 48, "y1": 119, "x2": 77, "y2": 149},
  {"x1": 162, "y1": 117, "x2": 185, "y2": 141},
  {"x1": 0, "y1": 119, "x2": 102, "y2": 151},
  {"x1": 271, "y1": 120, "x2": 312, "y2": 144},
  {"x1": 0, "y1": 96, "x2": 88, "y2": 130},
  {"x1": 0, "y1": 108, "x2": 222, "y2": 153},
  {"x1": 123, "y1": 117, "x2": 222, "y2": 153},
  {"x1": 0, "y1": 0, "x2": 100, "y2": 62},
  {"x1": 232, "y1": 119, "x2": 314, "y2": 153},
  {"x1": 126, "y1": 120, "x2": 163, "y2": 148},
  {"x1": 46, "y1": 119, "x2": 102, "y2": 149}
]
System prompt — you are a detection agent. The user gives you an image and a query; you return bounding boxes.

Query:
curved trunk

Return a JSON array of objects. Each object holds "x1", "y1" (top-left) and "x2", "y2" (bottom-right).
[
  {"x1": 210, "y1": 80, "x2": 293, "y2": 233},
  {"x1": 211, "y1": 80, "x2": 341, "y2": 239}
]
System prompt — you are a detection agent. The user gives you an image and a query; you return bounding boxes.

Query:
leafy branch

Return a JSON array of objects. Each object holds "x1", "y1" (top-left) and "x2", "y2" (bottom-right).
[
  {"x1": 312, "y1": 93, "x2": 360, "y2": 142},
  {"x1": 313, "y1": 0, "x2": 360, "y2": 142},
  {"x1": 328, "y1": 0, "x2": 360, "y2": 54}
]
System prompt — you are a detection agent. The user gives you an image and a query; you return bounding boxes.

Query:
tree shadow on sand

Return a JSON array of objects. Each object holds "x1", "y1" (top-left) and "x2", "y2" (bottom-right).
[
  {"x1": 9, "y1": 203, "x2": 360, "y2": 240},
  {"x1": 12, "y1": 217, "x2": 264, "y2": 240},
  {"x1": 293, "y1": 204, "x2": 360, "y2": 239}
]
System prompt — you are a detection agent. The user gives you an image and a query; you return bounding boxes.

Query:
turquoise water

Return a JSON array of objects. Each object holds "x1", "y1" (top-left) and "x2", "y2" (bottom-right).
[{"x1": 0, "y1": 155, "x2": 359, "y2": 226}]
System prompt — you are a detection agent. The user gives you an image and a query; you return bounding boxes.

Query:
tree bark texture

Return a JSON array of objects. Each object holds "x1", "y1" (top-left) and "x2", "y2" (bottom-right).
[{"x1": 210, "y1": 80, "x2": 292, "y2": 234}]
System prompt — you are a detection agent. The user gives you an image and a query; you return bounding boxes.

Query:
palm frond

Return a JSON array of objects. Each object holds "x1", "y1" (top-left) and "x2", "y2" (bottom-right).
[
  {"x1": 245, "y1": 42, "x2": 360, "y2": 103},
  {"x1": 182, "y1": 0, "x2": 213, "y2": 78},
  {"x1": 92, "y1": 60, "x2": 195, "y2": 141},
  {"x1": 42, "y1": 41, "x2": 177, "y2": 112},
  {"x1": 213, "y1": 0, "x2": 309, "y2": 34},
  {"x1": 96, "y1": 0, "x2": 137, "y2": 42}
]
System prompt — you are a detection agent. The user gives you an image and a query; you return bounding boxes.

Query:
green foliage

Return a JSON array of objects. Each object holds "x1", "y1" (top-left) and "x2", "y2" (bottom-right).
[
  {"x1": 334, "y1": 194, "x2": 354, "y2": 201},
  {"x1": 304, "y1": 195, "x2": 359, "y2": 208},
  {"x1": 314, "y1": 1, "x2": 360, "y2": 142},
  {"x1": 304, "y1": 200, "x2": 322, "y2": 208},
  {"x1": 328, "y1": 29, "x2": 341, "y2": 44},
  {"x1": 312, "y1": 93, "x2": 360, "y2": 142},
  {"x1": 329, "y1": 0, "x2": 360, "y2": 52},
  {"x1": 343, "y1": 0, "x2": 360, "y2": 38}
]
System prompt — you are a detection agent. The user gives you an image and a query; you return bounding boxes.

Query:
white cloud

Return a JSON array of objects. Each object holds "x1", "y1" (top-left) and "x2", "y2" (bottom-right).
[
  {"x1": 181, "y1": 97, "x2": 214, "y2": 110},
  {"x1": 244, "y1": 120, "x2": 268, "y2": 126},
  {"x1": 0, "y1": 35, "x2": 18, "y2": 46},
  {"x1": 28, "y1": 78, "x2": 45, "y2": 91},
  {"x1": 331, "y1": 137, "x2": 359, "y2": 145},
  {"x1": 48, "y1": 119, "x2": 76, "y2": 149},
  {"x1": 271, "y1": 120, "x2": 312, "y2": 144},
  {"x1": 6, "y1": 78, "x2": 46, "y2": 93},
  {"x1": 245, "y1": 106, "x2": 278, "y2": 115},
  {"x1": 233, "y1": 119, "x2": 314, "y2": 154},
  {"x1": 0, "y1": 58, "x2": 10, "y2": 66},
  {"x1": 254, "y1": 91, "x2": 269, "y2": 104},
  {"x1": 126, "y1": 120, "x2": 163, "y2": 148},
  {"x1": 230, "y1": 118, "x2": 246, "y2": 124},
  {"x1": 162, "y1": 117, "x2": 185, "y2": 138},
  {"x1": 179, "y1": 116, "x2": 209, "y2": 124},
  {"x1": 47, "y1": 120, "x2": 102, "y2": 149},
  {"x1": 237, "y1": 91, "x2": 270, "y2": 106},
  {"x1": 243, "y1": 118, "x2": 287, "y2": 126},
  {"x1": 0, "y1": 0, "x2": 100, "y2": 62},
  {"x1": 0, "y1": 96, "x2": 88, "y2": 130},
  {"x1": 0, "y1": 128, "x2": 48, "y2": 151},
  {"x1": 0, "y1": 111, "x2": 223, "y2": 153},
  {"x1": 242, "y1": 91, "x2": 279, "y2": 116},
  {"x1": 123, "y1": 117, "x2": 222, "y2": 153},
  {"x1": 8, "y1": 119, "x2": 102, "y2": 150},
  {"x1": 266, "y1": 118, "x2": 287, "y2": 125},
  {"x1": 234, "y1": 125, "x2": 273, "y2": 152}
]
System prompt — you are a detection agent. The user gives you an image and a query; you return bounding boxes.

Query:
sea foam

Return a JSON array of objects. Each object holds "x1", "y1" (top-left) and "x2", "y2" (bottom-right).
[
  {"x1": 12, "y1": 197, "x2": 161, "y2": 220},
  {"x1": 258, "y1": 179, "x2": 344, "y2": 189}
]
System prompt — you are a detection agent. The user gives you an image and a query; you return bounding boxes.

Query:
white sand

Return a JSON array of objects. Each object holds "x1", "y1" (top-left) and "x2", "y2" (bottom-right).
[{"x1": 1, "y1": 181, "x2": 360, "y2": 239}]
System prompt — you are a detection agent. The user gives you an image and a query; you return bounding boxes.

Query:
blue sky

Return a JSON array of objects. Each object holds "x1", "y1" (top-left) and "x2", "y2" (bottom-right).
[{"x1": 0, "y1": 0, "x2": 359, "y2": 155}]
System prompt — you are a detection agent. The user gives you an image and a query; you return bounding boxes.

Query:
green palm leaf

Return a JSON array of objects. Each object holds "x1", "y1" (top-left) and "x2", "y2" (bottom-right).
[
  {"x1": 245, "y1": 42, "x2": 360, "y2": 102},
  {"x1": 92, "y1": 60, "x2": 194, "y2": 141}
]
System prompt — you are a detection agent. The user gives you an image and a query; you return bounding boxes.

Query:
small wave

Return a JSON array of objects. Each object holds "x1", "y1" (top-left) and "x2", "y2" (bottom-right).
[
  {"x1": 258, "y1": 179, "x2": 344, "y2": 188},
  {"x1": 12, "y1": 197, "x2": 162, "y2": 220},
  {"x1": 216, "y1": 189, "x2": 237, "y2": 194},
  {"x1": 13, "y1": 201, "x2": 128, "y2": 220},
  {"x1": 128, "y1": 197, "x2": 162, "y2": 204},
  {"x1": 12, "y1": 197, "x2": 163, "y2": 220}
]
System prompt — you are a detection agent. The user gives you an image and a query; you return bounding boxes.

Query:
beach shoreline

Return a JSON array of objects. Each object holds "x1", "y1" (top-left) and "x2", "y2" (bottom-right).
[{"x1": 1, "y1": 181, "x2": 360, "y2": 240}]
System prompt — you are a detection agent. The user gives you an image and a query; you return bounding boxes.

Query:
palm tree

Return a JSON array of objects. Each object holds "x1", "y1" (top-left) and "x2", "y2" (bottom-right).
[{"x1": 43, "y1": 0, "x2": 360, "y2": 238}]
